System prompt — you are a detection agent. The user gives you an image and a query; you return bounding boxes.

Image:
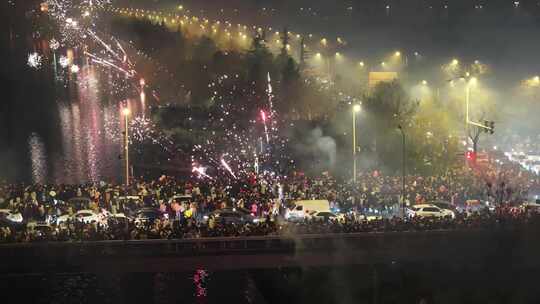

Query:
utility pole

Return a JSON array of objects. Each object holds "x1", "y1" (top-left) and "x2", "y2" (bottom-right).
[
  {"x1": 299, "y1": 36, "x2": 306, "y2": 70},
  {"x1": 398, "y1": 125, "x2": 406, "y2": 217},
  {"x1": 122, "y1": 107, "x2": 130, "y2": 186}
]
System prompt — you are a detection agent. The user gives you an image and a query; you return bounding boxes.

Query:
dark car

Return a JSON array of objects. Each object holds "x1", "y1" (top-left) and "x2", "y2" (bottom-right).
[
  {"x1": 133, "y1": 208, "x2": 163, "y2": 226},
  {"x1": 208, "y1": 208, "x2": 258, "y2": 225}
]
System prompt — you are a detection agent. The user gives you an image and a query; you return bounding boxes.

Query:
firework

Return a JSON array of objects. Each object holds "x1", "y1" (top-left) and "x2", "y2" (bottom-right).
[
  {"x1": 220, "y1": 158, "x2": 237, "y2": 178},
  {"x1": 49, "y1": 38, "x2": 60, "y2": 50},
  {"x1": 261, "y1": 110, "x2": 269, "y2": 144},
  {"x1": 27, "y1": 52, "x2": 43, "y2": 69},
  {"x1": 85, "y1": 51, "x2": 134, "y2": 77},
  {"x1": 70, "y1": 64, "x2": 80, "y2": 73},
  {"x1": 129, "y1": 116, "x2": 174, "y2": 152},
  {"x1": 59, "y1": 55, "x2": 69, "y2": 68},
  {"x1": 192, "y1": 165, "x2": 212, "y2": 179}
]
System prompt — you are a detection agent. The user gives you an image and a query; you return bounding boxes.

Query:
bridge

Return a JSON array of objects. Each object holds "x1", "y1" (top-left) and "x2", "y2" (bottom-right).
[{"x1": 1, "y1": 229, "x2": 539, "y2": 274}]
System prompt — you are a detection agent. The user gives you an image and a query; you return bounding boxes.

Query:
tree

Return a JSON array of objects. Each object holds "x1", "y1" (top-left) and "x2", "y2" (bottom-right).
[
  {"x1": 362, "y1": 81, "x2": 419, "y2": 171},
  {"x1": 468, "y1": 112, "x2": 486, "y2": 153},
  {"x1": 245, "y1": 33, "x2": 275, "y2": 107},
  {"x1": 407, "y1": 99, "x2": 461, "y2": 174}
]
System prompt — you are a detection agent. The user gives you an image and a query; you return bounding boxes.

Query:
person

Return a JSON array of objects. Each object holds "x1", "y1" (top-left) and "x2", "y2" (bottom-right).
[{"x1": 251, "y1": 202, "x2": 258, "y2": 216}]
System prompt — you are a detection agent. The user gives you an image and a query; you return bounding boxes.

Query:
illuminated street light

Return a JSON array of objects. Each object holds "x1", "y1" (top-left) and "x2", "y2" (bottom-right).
[
  {"x1": 359, "y1": 61, "x2": 364, "y2": 67},
  {"x1": 451, "y1": 58, "x2": 459, "y2": 65},
  {"x1": 449, "y1": 74, "x2": 479, "y2": 150},
  {"x1": 421, "y1": 80, "x2": 428, "y2": 85},
  {"x1": 394, "y1": 51, "x2": 401, "y2": 57}
]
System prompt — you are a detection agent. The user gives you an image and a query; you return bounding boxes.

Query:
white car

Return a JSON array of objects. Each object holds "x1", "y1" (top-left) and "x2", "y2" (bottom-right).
[
  {"x1": 407, "y1": 204, "x2": 455, "y2": 219},
  {"x1": 285, "y1": 205, "x2": 307, "y2": 221},
  {"x1": 74, "y1": 210, "x2": 104, "y2": 223},
  {"x1": 0, "y1": 209, "x2": 24, "y2": 223},
  {"x1": 57, "y1": 210, "x2": 103, "y2": 225}
]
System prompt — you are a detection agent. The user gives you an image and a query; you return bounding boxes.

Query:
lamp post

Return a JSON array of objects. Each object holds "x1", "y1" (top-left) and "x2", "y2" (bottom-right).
[
  {"x1": 139, "y1": 78, "x2": 146, "y2": 117},
  {"x1": 449, "y1": 75, "x2": 477, "y2": 156},
  {"x1": 398, "y1": 125, "x2": 406, "y2": 217},
  {"x1": 122, "y1": 107, "x2": 130, "y2": 186},
  {"x1": 352, "y1": 104, "x2": 361, "y2": 183}
]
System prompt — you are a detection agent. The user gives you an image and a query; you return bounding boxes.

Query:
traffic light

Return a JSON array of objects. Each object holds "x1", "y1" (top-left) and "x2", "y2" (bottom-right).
[
  {"x1": 483, "y1": 120, "x2": 495, "y2": 134},
  {"x1": 466, "y1": 151, "x2": 476, "y2": 164}
]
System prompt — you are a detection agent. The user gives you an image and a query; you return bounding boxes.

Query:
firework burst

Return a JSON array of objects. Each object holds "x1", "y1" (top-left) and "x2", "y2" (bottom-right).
[{"x1": 27, "y1": 52, "x2": 43, "y2": 69}]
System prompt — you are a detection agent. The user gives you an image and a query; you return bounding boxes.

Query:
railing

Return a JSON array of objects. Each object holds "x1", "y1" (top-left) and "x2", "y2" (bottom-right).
[
  {"x1": 0, "y1": 229, "x2": 490, "y2": 258},
  {"x1": 1, "y1": 229, "x2": 536, "y2": 273}
]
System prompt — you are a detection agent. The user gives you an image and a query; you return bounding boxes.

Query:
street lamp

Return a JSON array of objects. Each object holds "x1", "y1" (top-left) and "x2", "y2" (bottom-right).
[
  {"x1": 140, "y1": 78, "x2": 146, "y2": 117},
  {"x1": 463, "y1": 76, "x2": 477, "y2": 139},
  {"x1": 122, "y1": 107, "x2": 131, "y2": 186},
  {"x1": 352, "y1": 104, "x2": 361, "y2": 183},
  {"x1": 449, "y1": 75, "x2": 478, "y2": 152},
  {"x1": 393, "y1": 50, "x2": 408, "y2": 66}
]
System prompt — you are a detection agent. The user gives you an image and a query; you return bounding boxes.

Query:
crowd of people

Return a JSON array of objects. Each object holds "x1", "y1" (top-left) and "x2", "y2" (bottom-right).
[{"x1": 0, "y1": 162, "x2": 539, "y2": 244}]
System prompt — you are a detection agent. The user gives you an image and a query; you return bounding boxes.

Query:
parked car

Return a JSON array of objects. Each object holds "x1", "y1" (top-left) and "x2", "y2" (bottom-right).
[
  {"x1": 351, "y1": 210, "x2": 383, "y2": 221},
  {"x1": 169, "y1": 194, "x2": 192, "y2": 204},
  {"x1": 308, "y1": 211, "x2": 344, "y2": 221},
  {"x1": 100, "y1": 210, "x2": 130, "y2": 226},
  {"x1": 117, "y1": 196, "x2": 144, "y2": 215},
  {"x1": 207, "y1": 208, "x2": 258, "y2": 225},
  {"x1": 0, "y1": 209, "x2": 24, "y2": 224},
  {"x1": 407, "y1": 204, "x2": 455, "y2": 218},
  {"x1": 431, "y1": 201, "x2": 458, "y2": 213},
  {"x1": 521, "y1": 202, "x2": 540, "y2": 213},
  {"x1": 67, "y1": 197, "x2": 92, "y2": 210},
  {"x1": 133, "y1": 208, "x2": 163, "y2": 226},
  {"x1": 27, "y1": 223, "x2": 54, "y2": 241},
  {"x1": 285, "y1": 200, "x2": 331, "y2": 221},
  {"x1": 56, "y1": 209, "x2": 103, "y2": 225}
]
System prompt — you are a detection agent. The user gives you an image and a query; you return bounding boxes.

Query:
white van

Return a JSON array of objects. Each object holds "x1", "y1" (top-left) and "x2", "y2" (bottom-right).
[{"x1": 285, "y1": 200, "x2": 330, "y2": 221}]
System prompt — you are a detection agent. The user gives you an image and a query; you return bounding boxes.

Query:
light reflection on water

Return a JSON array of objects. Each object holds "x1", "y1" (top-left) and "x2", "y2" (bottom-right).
[
  {"x1": 28, "y1": 132, "x2": 47, "y2": 184},
  {"x1": 2, "y1": 265, "x2": 535, "y2": 304},
  {"x1": 28, "y1": 65, "x2": 138, "y2": 184}
]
